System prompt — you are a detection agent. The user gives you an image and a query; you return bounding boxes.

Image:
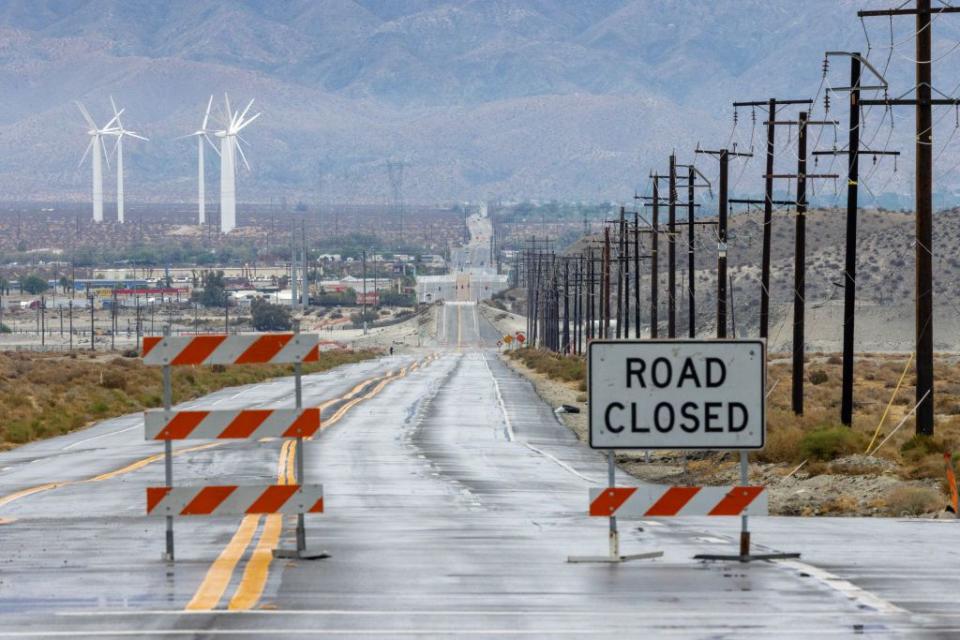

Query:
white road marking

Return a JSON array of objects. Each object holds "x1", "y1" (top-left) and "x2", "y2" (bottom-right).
[
  {"x1": 60, "y1": 423, "x2": 141, "y2": 451},
  {"x1": 2, "y1": 624, "x2": 942, "y2": 637},
  {"x1": 0, "y1": 631, "x2": 626, "y2": 637},
  {"x1": 776, "y1": 559, "x2": 907, "y2": 615},
  {"x1": 481, "y1": 354, "x2": 514, "y2": 442},
  {"x1": 54, "y1": 609, "x2": 912, "y2": 618},
  {"x1": 522, "y1": 442, "x2": 597, "y2": 485}
]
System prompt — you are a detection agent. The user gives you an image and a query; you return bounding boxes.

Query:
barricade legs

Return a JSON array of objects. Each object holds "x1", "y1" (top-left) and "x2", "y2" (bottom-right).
[{"x1": 567, "y1": 452, "x2": 663, "y2": 564}]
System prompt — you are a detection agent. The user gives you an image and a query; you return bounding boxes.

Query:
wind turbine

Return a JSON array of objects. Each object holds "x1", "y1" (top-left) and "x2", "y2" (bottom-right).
[
  {"x1": 108, "y1": 97, "x2": 149, "y2": 224},
  {"x1": 76, "y1": 101, "x2": 121, "y2": 223},
  {"x1": 181, "y1": 96, "x2": 218, "y2": 225},
  {"x1": 215, "y1": 94, "x2": 260, "y2": 233}
]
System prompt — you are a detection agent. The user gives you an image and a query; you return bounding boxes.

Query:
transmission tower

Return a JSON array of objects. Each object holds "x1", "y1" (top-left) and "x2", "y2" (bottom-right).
[{"x1": 387, "y1": 160, "x2": 407, "y2": 247}]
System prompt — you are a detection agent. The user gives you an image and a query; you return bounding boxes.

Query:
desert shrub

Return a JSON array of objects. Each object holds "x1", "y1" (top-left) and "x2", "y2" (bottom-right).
[
  {"x1": 210, "y1": 364, "x2": 227, "y2": 373},
  {"x1": 883, "y1": 485, "x2": 942, "y2": 516},
  {"x1": 100, "y1": 370, "x2": 127, "y2": 391},
  {"x1": 809, "y1": 369, "x2": 829, "y2": 385},
  {"x1": 799, "y1": 426, "x2": 866, "y2": 461},
  {"x1": 756, "y1": 425, "x2": 805, "y2": 463},
  {"x1": 901, "y1": 435, "x2": 949, "y2": 458},
  {"x1": 826, "y1": 355, "x2": 843, "y2": 365}
]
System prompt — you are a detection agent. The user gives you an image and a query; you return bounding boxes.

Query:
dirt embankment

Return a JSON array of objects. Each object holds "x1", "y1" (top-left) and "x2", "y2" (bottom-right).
[{"x1": 500, "y1": 350, "x2": 954, "y2": 517}]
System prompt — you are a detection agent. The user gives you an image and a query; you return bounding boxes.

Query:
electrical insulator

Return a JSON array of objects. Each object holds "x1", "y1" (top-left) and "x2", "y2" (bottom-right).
[
  {"x1": 873, "y1": 154, "x2": 877, "y2": 165},
  {"x1": 824, "y1": 92, "x2": 830, "y2": 113},
  {"x1": 733, "y1": 108, "x2": 738, "y2": 125}
]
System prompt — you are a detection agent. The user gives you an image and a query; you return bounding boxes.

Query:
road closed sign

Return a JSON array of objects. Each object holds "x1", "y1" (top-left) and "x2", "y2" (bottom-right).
[{"x1": 589, "y1": 340, "x2": 765, "y2": 450}]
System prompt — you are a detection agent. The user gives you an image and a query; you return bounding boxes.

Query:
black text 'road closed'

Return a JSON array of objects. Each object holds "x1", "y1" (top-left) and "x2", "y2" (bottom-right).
[{"x1": 588, "y1": 340, "x2": 765, "y2": 450}]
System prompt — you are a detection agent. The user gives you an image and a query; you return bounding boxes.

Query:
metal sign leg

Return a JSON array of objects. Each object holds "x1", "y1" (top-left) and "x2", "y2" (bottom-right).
[
  {"x1": 695, "y1": 450, "x2": 800, "y2": 563},
  {"x1": 275, "y1": 322, "x2": 329, "y2": 561},
  {"x1": 568, "y1": 451, "x2": 663, "y2": 564},
  {"x1": 162, "y1": 326, "x2": 174, "y2": 562}
]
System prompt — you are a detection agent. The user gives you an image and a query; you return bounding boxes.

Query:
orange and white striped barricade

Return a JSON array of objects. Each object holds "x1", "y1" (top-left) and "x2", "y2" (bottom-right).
[
  {"x1": 142, "y1": 327, "x2": 327, "y2": 562},
  {"x1": 142, "y1": 332, "x2": 320, "y2": 366},
  {"x1": 146, "y1": 485, "x2": 324, "y2": 516},
  {"x1": 144, "y1": 408, "x2": 321, "y2": 440},
  {"x1": 588, "y1": 485, "x2": 768, "y2": 518}
]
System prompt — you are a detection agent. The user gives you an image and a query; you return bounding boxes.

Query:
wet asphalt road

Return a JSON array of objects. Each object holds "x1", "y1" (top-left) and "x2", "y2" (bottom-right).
[{"x1": 3, "y1": 311, "x2": 960, "y2": 636}]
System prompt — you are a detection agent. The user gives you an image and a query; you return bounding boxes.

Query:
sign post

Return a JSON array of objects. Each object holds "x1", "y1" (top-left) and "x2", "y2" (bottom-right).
[{"x1": 577, "y1": 339, "x2": 797, "y2": 563}]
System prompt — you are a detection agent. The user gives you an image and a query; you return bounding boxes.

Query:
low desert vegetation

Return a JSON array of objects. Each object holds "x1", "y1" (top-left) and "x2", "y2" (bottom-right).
[
  {"x1": 506, "y1": 348, "x2": 585, "y2": 389},
  {"x1": 0, "y1": 348, "x2": 377, "y2": 447}
]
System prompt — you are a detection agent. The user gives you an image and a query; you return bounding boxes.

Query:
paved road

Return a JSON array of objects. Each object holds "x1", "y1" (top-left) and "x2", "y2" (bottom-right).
[
  {"x1": 3, "y1": 343, "x2": 960, "y2": 636},
  {"x1": 436, "y1": 302, "x2": 501, "y2": 349},
  {"x1": 417, "y1": 213, "x2": 507, "y2": 303}
]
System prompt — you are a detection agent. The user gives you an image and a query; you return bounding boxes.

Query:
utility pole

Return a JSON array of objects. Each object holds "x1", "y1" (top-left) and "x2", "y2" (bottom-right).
[
  {"x1": 362, "y1": 249, "x2": 368, "y2": 335},
  {"x1": 697, "y1": 146, "x2": 751, "y2": 338},
  {"x1": 647, "y1": 180, "x2": 660, "y2": 338},
  {"x1": 732, "y1": 98, "x2": 812, "y2": 338},
  {"x1": 793, "y1": 112, "x2": 809, "y2": 415},
  {"x1": 668, "y1": 156, "x2": 677, "y2": 338},
  {"x1": 756, "y1": 112, "x2": 837, "y2": 415},
  {"x1": 602, "y1": 227, "x2": 611, "y2": 340},
  {"x1": 671, "y1": 163, "x2": 711, "y2": 338},
  {"x1": 815, "y1": 51, "x2": 899, "y2": 426},
  {"x1": 857, "y1": 0, "x2": 956, "y2": 434},
  {"x1": 89, "y1": 295, "x2": 95, "y2": 351}
]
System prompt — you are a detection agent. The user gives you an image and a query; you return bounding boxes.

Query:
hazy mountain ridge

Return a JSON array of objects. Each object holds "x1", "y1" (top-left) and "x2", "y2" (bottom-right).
[{"x1": 0, "y1": 0, "x2": 955, "y2": 205}]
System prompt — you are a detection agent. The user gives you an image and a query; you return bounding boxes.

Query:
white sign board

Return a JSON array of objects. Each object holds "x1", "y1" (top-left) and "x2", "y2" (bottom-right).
[{"x1": 589, "y1": 340, "x2": 765, "y2": 450}]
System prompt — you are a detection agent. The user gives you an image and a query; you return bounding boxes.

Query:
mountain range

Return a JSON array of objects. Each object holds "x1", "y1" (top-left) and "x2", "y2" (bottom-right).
[{"x1": 0, "y1": 0, "x2": 958, "y2": 207}]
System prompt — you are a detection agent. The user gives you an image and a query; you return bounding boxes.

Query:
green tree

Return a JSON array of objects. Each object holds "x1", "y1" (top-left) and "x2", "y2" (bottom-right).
[
  {"x1": 21, "y1": 274, "x2": 49, "y2": 295},
  {"x1": 251, "y1": 298, "x2": 292, "y2": 331},
  {"x1": 198, "y1": 270, "x2": 227, "y2": 307}
]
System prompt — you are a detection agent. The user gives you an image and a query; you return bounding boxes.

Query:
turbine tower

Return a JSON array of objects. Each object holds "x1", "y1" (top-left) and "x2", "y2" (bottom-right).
[
  {"x1": 181, "y1": 96, "x2": 218, "y2": 225},
  {"x1": 108, "y1": 97, "x2": 148, "y2": 224},
  {"x1": 215, "y1": 94, "x2": 260, "y2": 233},
  {"x1": 76, "y1": 102, "x2": 121, "y2": 223}
]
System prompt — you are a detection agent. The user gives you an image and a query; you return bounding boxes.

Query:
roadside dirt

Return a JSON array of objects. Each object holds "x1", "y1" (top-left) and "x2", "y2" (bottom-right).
[{"x1": 499, "y1": 354, "x2": 949, "y2": 517}]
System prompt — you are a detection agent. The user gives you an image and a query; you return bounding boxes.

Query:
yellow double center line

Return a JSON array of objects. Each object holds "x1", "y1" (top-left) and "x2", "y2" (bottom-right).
[{"x1": 187, "y1": 355, "x2": 436, "y2": 611}]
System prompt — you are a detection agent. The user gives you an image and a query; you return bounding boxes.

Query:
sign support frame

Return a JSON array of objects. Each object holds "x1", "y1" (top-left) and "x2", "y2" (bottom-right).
[
  {"x1": 162, "y1": 324, "x2": 174, "y2": 562},
  {"x1": 274, "y1": 321, "x2": 330, "y2": 561},
  {"x1": 693, "y1": 450, "x2": 800, "y2": 563},
  {"x1": 567, "y1": 452, "x2": 664, "y2": 564}
]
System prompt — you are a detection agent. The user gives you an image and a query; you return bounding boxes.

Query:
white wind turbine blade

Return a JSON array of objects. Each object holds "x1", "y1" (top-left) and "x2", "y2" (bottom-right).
[
  {"x1": 102, "y1": 108, "x2": 125, "y2": 131},
  {"x1": 175, "y1": 132, "x2": 198, "y2": 140},
  {"x1": 75, "y1": 102, "x2": 97, "y2": 129},
  {"x1": 235, "y1": 139, "x2": 251, "y2": 172},
  {"x1": 237, "y1": 133, "x2": 250, "y2": 147},
  {"x1": 126, "y1": 131, "x2": 149, "y2": 141},
  {"x1": 101, "y1": 136, "x2": 112, "y2": 170},
  {"x1": 203, "y1": 133, "x2": 221, "y2": 157},
  {"x1": 236, "y1": 99, "x2": 254, "y2": 126},
  {"x1": 110, "y1": 95, "x2": 119, "y2": 117},
  {"x1": 78, "y1": 138, "x2": 94, "y2": 167},
  {"x1": 224, "y1": 93, "x2": 233, "y2": 125},
  {"x1": 234, "y1": 111, "x2": 261, "y2": 133},
  {"x1": 202, "y1": 95, "x2": 213, "y2": 130}
]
